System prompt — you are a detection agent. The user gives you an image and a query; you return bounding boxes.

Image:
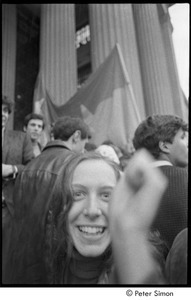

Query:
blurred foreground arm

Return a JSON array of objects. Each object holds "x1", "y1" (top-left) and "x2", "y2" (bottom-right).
[{"x1": 109, "y1": 149, "x2": 167, "y2": 284}]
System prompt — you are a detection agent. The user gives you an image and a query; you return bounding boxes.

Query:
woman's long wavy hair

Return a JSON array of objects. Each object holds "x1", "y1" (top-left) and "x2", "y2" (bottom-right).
[{"x1": 44, "y1": 151, "x2": 121, "y2": 284}]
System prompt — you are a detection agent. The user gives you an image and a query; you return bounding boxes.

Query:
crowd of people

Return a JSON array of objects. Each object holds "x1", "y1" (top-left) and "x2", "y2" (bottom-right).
[{"x1": 2, "y1": 95, "x2": 188, "y2": 285}]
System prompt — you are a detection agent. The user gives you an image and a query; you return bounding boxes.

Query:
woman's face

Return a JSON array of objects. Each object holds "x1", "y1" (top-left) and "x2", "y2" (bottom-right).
[{"x1": 68, "y1": 159, "x2": 117, "y2": 257}]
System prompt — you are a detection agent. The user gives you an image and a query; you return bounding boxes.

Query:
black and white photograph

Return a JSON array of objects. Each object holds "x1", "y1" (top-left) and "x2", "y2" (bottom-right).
[{"x1": 1, "y1": 3, "x2": 190, "y2": 299}]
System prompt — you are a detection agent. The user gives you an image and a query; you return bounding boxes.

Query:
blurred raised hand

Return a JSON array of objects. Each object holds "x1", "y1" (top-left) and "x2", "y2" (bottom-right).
[{"x1": 109, "y1": 149, "x2": 167, "y2": 284}]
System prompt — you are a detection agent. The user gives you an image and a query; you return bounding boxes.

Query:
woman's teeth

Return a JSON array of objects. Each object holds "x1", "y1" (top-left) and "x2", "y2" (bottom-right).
[{"x1": 78, "y1": 226, "x2": 105, "y2": 234}]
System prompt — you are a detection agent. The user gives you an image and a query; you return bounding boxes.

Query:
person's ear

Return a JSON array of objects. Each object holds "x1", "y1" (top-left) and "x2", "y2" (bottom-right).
[
  {"x1": 72, "y1": 130, "x2": 81, "y2": 143},
  {"x1": 159, "y1": 141, "x2": 170, "y2": 153},
  {"x1": 23, "y1": 126, "x2": 27, "y2": 132}
]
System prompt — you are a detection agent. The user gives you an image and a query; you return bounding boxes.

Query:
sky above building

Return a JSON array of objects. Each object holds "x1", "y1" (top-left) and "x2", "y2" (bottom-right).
[{"x1": 169, "y1": 3, "x2": 189, "y2": 100}]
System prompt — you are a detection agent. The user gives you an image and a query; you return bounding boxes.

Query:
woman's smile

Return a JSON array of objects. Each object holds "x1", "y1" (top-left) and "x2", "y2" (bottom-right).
[
  {"x1": 77, "y1": 225, "x2": 106, "y2": 235},
  {"x1": 68, "y1": 159, "x2": 117, "y2": 256}
]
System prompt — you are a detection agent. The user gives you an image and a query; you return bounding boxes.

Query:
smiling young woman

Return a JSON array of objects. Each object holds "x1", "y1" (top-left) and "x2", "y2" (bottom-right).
[
  {"x1": 5, "y1": 152, "x2": 120, "y2": 284},
  {"x1": 56, "y1": 152, "x2": 121, "y2": 284},
  {"x1": 5, "y1": 150, "x2": 168, "y2": 285}
]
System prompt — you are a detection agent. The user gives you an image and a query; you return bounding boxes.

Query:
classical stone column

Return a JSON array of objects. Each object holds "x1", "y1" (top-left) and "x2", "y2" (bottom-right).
[
  {"x1": 133, "y1": 4, "x2": 174, "y2": 116},
  {"x1": 159, "y1": 4, "x2": 188, "y2": 121},
  {"x1": 88, "y1": 4, "x2": 145, "y2": 119},
  {"x1": 40, "y1": 4, "x2": 77, "y2": 105},
  {"x1": 2, "y1": 4, "x2": 17, "y2": 129}
]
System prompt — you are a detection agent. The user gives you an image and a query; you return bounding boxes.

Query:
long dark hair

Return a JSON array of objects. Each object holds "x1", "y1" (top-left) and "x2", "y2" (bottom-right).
[{"x1": 44, "y1": 151, "x2": 121, "y2": 284}]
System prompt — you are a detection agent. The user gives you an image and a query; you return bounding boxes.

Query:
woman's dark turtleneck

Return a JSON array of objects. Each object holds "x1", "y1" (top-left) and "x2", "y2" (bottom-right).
[{"x1": 64, "y1": 246, "x2": 112, "y2": 284}]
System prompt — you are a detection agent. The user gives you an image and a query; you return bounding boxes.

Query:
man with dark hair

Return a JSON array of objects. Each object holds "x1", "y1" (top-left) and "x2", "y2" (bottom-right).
[
  {"x1": 133, "y1": 114, "x2": 188, "y2": 168},
  {"x1": 23, "y1": 113, "x2": 45, "y2": 157},
  {"x1": 52, "y1": 116, "x2": 91, "y2": 153},
  {"x1": 132, "y1": 114, "x2": 188, "y2": 251},
  {"x1": 2, "y1": 95, "x2": 34, "y2": 281}
]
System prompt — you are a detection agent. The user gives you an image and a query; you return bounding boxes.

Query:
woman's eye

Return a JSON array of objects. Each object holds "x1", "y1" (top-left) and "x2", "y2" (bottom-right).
[
  {"x1": 73, "y1": 191, "x2": 86, "y2": 201},
  {"x1": 101, "y1": 192, "x2": 111, "y2": 201}
]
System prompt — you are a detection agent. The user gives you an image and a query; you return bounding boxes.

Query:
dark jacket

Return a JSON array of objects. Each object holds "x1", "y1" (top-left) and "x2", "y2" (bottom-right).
[
  {"x1": 165, "y1": 228, "x2": 187, "y2": 284},
  {"x1": 12, "y1": 140, "x2": 73, "y2": 219},
  {"x1": 3, "y1": 140, "x2": 74, "y2": 284},
  {"x1": 152, "y1": 165, "x2": 188, "y2": 251},
  {"x1": 3, "y1": 129, "x2": 34, "y2": 171},
  {"x1": 2, "y1": 129, "x2": 34, "y2": 284},
  {"x1": 2, "y1": 129, "x2": 34, "y2": 213}
]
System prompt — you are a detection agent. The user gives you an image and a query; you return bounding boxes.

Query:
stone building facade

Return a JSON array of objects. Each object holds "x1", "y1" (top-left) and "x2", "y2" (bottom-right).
[{"x1": 2, "y1": 4, "x2": 187, "y2": 130}]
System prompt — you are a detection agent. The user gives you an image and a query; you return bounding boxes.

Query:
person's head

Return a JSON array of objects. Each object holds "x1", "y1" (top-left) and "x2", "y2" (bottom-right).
[
  {"x1": 23, "y1": 113, "x2": 45, "y2": 142},
  {"x1": 133, "y1": 115, "x2": 188, "y2": 167},
  {"x1": 52, "y1": 116, "x2": 91, "y2": 153},
  {"x1": 96, "y1": 145, "x2": 120, "y2": 165},
  {"x1": 7, "y1": 152, "x2": 120, "y2": 284},
  {"x1": 56, "y1": 152, "x2": 121, "y2": 260},
  {"x1": 102, "y1": 140, "x2": 123, "y2": 158},
  {"x1": 2, "y1": 95, "x2": 14, "y2": 129}
]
